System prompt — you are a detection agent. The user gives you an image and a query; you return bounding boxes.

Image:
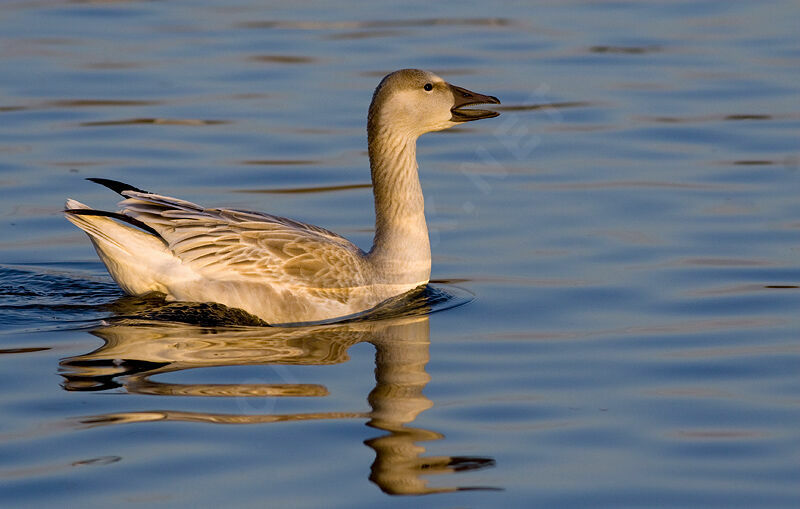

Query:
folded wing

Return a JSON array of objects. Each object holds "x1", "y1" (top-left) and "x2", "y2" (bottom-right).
[{"x1": 119, "y1": 190, "x2": 370, "y2": 291}]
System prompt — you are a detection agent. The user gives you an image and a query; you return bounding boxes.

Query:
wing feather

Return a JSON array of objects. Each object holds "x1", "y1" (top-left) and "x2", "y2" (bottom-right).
[{"x1": 117, "y1": 191, "x2": 369, "y2": 290}]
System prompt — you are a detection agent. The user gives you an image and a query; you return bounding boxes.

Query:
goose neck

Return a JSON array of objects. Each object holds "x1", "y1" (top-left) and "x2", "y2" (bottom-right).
[{"x1": 367, "y1": 128, "x2": 431, "y2": 285}]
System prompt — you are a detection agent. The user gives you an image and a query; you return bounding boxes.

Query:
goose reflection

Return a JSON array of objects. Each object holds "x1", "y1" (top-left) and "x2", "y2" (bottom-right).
[{"x1": 60, "y1": 289, "x2": 497, "y2": 495}]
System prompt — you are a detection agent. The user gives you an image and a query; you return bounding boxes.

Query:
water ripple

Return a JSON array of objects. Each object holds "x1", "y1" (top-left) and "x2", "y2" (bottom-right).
[{"x1": 79, "y1": 118, "x2": 229, "y2": 127}]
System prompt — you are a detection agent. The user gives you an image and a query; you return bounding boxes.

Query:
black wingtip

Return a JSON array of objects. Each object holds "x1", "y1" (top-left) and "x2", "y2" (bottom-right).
[
  {"x1": 86, "y1": 178, "x2": 149, "y2": 196},
  {"x1": 65, "y1": 208, "x2": 161, "y2": 237}
]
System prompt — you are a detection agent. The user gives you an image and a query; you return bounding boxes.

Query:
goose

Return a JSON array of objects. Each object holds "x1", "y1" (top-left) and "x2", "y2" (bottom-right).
[{"x1": 65, "y1": 69, "x2": 500, "y2": 325}]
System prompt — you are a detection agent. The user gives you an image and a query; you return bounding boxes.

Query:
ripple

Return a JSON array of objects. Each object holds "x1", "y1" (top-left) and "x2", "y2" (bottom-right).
[
  {"x1": 638, "y1": 113, "x2": 798, "y2": 124},
  {"x1": 672, "y1": 429, "x2": 769, "y2": 440},
  {"x1": 667, "y1": 344, "x2": 800, "y2": 359},
  {"x1": 647, "y1": 387, "x2": 735, "y2": 399},
  {"x1": 83, "y1": 61, "x2": 149, "y2": 70},
  {"x1": 124, "y1": 381, "x2": 329, "y2": 398},
  {"x1": 237, "y1": 18, "x2": 514, "y2": 30},
  {"x1": 237, "y1": 159, "x2": 321, "y2": 166},
  {"x1": 729, "y1": 160, "x2": 776, "y2": 165},
  {"x1": 470, "y1": 317, "x2": 782, "y2": 343},
  {"x1": 246, "y1": 55, "x2": 318, "y2": 64},
  {"x1": 0, "y1": 346, "x2": 50, "y2": 354},
  {"x1": 235, "y1": 183, "x2": 371, "y2": 194},
  {"x1": 79, "y1": 118, "x2": 229, "y2": 127},
  {"x1": 360, "y1": 68, "x2": 481, "y2": 78},
  {"x1": 346, "y1": 284, "x2": 474, "y2": 323},
  {"x1": 589, "y1": 45, "x2": 662, "y2": 54},
  {"x1": 325, "y1": 29, "x2": 407, "y2": 40},
  {"x1": 71, "y1": 456, "x2": 121, "y2": 467},
  {"x1": 530, "y1": 180, "x2": 719, "y2": 191},
  {"x1": 0, "y1": 264, "x2": 119, "y2": 332},
  {"x1": 494, "y1": 101, "x2": 596, "y2": 112},
  {"x1": 724, "y1": 114, "x2": 773, "y2": 121},
  {"x1": 677, "y1": 257, "x2": 776, "y2": 267},
  {"x1": 73, "y1": 410, "x2": 366, "y2": 427},
  {"x1": 46, "y1": 99, "x2": 160, "y2": 108},
  {"x1": 1, "y1": 99, "x2": 161, "y2": 112},
  {"x1": 690, "y1": 284, "x2": 799, "y2": 296}
]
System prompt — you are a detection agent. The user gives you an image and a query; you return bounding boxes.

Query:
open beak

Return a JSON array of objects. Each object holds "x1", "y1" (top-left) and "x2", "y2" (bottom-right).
[{"x1": 449, "y1": 84, "x2": 501, "y2": 122}]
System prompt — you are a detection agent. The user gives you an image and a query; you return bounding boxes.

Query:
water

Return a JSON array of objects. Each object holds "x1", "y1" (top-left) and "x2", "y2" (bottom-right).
[{"x1": 1, "y1": 1, "x2": 799, "y2": 507}]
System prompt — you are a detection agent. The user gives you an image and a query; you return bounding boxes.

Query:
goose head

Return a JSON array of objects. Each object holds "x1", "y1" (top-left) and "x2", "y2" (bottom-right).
[{"x1": 368, "y1": 69, "x2": 500, "y2": 138}]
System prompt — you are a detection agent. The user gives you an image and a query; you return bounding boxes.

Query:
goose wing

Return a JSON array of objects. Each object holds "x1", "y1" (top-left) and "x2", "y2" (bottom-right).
[{"x1": 119, "y1": 190, "x2": 369, "y2": 290}]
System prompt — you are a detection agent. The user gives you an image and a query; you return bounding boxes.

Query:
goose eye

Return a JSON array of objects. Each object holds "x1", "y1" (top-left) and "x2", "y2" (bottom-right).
[{"x1": 423, "y1": 83, "x2": 433, "y2": 91}]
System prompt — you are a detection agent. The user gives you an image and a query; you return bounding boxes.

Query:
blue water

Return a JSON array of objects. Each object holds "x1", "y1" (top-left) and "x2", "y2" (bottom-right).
[{"x1": 1, "y1": 1, "x2": 799, "y2": 507}]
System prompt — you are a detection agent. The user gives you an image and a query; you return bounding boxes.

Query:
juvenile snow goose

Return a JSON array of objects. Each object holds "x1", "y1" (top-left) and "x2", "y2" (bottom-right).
[{"x1": 65, "y1": 69, "x2": 500, "y2": 324}]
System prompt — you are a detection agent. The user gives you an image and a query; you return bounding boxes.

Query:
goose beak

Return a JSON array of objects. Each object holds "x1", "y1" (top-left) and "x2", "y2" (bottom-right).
[{"x1": 449, "y1": 84, "x2": 501, "y2": 122}]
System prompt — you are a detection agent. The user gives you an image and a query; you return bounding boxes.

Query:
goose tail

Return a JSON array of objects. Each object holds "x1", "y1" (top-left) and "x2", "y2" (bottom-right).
[{"x1": 64, "y1": 199, "x2": 175, "y2": 295}]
